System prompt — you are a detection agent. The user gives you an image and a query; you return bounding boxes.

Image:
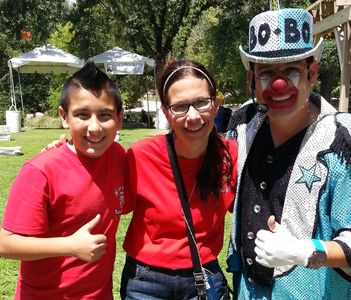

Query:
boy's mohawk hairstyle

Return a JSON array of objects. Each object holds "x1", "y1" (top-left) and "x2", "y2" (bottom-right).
[
  {"x1": 73, "y1": 58, "x2": 109, "y2": 91},
  {"x1": 60, "y1": 57, "x2": 123, "y2": 113}
]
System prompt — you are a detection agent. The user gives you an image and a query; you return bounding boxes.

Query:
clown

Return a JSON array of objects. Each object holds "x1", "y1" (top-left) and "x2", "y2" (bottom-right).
[{"x1": 226, "y1": 6, "x2": 351, "y2": 300}]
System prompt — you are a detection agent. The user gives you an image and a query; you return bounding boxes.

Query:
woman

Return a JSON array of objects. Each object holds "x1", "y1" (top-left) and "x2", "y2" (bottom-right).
[{"x1": 121, "y1": 59, "x2": 237, "y2": 299}]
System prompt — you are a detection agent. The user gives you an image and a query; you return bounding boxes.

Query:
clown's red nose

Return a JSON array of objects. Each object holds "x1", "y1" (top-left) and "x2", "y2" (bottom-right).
[{"x1": 271, "y1": 78, "x2": 287, "y2": 91}]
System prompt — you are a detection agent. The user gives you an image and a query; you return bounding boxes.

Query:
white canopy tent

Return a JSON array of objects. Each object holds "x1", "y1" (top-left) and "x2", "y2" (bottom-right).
[
  {"x1": 8, "y1": 44, "x2": 84, "y2": 74},
  {"x1": 92, "y1": 46, "x2": 157, "y2": 127},
  {"x1": 7, "y1": 44, "x2": 84, "y2": 116},
  {"x1": 92, "y1": 46, "x2": 155, "y2": 75}
]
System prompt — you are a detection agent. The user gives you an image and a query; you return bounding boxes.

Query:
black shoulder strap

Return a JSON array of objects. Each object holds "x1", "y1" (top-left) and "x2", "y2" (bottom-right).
[{"x1": 165, "y1": 133, "x2": 207, "y2": 300}]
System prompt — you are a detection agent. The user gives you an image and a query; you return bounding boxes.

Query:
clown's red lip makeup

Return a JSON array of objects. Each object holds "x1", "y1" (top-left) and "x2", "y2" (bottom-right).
[{"x1": 262, "y1": 86, "x2": 299, "y2": 110}]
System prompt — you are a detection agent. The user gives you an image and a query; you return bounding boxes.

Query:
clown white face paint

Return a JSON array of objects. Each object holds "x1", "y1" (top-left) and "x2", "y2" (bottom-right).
[
  {"x1": 287, "y1": 70, "x2": 300, "y2": 87},
  {"x1": 257, "y1": 68, "x2": 301, "y2": 90},
  {"x1": 254, "y1": 62, "x2": 310, "y2": 111}
]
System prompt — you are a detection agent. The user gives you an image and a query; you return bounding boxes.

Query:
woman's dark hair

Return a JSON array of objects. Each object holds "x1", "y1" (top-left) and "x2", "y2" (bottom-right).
[
  {"x1": 60, "y1": 59, "x2": 123, "y2": 113},
  {"x1": 158, "y1": 59, "x2": 235, "y2": 200},
  {"x1": 157, "y1": 59, "x2": 216, "y2": 106}
]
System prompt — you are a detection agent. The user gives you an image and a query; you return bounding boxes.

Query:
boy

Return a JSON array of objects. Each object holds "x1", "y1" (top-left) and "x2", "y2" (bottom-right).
[{"x1": 0, "y1": 60, "x2": 126, "y2": 299}]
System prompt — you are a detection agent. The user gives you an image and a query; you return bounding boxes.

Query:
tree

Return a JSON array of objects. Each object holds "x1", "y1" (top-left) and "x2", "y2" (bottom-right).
[
  {"x1": 118, "y1": 73, "x2": 155, "y2": 109},
  {"x1": 318, "y1": 38, "x2": 340, "y2": 101},
  {"x1": 70, "y1": 0, "x2": 232, "y2": 72},
  {"x1": 0, "y1": 0, "x2": 68, "y2": 123},
  {"x1": 68, "y1": 0, "x2": 154, "y2": 107},
  {"x1": 184, "y1": 1, "x2": 266, "y2": 104},
  {"x1": 184, "y1": 7, "x2": 247, "y2": 103},
  {"x1": 47, "y1": 22, "x2": 78, "y2": 116},
  {"x1": 66, "y1": 0, "x2": 236, "y2": 107},
  {"x1": 68, "y1": 1, "x2": 121, "y2": 59}
]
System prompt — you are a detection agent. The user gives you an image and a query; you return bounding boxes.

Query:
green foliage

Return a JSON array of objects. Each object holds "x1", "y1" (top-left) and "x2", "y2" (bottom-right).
[
  {"x1": 0, "y1": 31, "x2": 20, "y2": 124},
  {"x1": 47, "y1": 23, "x2": 76, "y2": 116},
  {"x1": 0, "y1": 0, "x2": 69, "y2": 124},
  {"x1": 206, "y1": 12, "x2": 248, "y2": 103},
  {"x1": 48, "y1": 22, "x2": 76, "y2": 51},
  {"x1": 0, "y1": 71, "x2": 54, "y2": 123},
  {"x1": 123, "y1": 111, "x2": 142, "y2": 125},
  {"x1": 67, "y1": 1, "x2": 157, "y2": 107},
  {"x1": 117, "y1": 73, "x2": 155, "y2": 108},
  {"x1": 318, "y1": 38, "x2": 341, "y2": 100},
  {"x1": 18, "y1": 74, "x2": 53, "y2": 113},
  {"x1": 319, "y1": 39, "x2": 340, "y2": 71},
  {"x1": 123, "y1": 110, "x2": 155, "y2": 128},
  {"x1": 68, "y1": 2, "x2": 121, "y2": 58},
  {"x1": 71, "y1": 0, "x2": 227, "y2": 71},
  {"x1": 284, "y1": 0, "x2": 312, "y2": 8},
  {"x1": 52, "y1": 0, "x2": 228, "y2": 108},
  {"x1": 184, "y1": 6, "x2": 249, "y2": 104},
  {"x1": 0, "y1": 0, "x2": 67, "y2": 48},
  {"x1": 47, "y1": 86, "x2": 62, "y2": 116}
]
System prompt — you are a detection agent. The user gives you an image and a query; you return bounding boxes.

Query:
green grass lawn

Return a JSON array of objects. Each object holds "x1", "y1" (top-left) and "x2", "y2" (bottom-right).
[{"x1": 0, "y1": 128, "x2": 232, "y2": 299}]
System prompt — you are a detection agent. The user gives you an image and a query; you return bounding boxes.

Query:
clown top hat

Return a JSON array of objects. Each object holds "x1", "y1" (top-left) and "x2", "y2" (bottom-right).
[{"x1": 239, "y1": 8, "x2": 323, "y2": 70}]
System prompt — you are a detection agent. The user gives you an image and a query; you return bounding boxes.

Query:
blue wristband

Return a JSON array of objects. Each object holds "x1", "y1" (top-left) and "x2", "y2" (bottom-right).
[{"x1": 311, "y1": 239, "x2": 326, "y2": 253}]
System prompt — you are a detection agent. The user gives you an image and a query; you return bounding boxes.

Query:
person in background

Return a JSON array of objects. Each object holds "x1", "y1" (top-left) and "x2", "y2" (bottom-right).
[
  {"x1": 214, "y1": 90, "x2": 232, "y2": 135},
  {"x1": 120, "y1": 59, "x2": 237, "y2": 299},
  {"x1": 226, "y1": 6, "x2": 351, "y2": 299},
  {"x1": 214, "y1": 90, "x2": 225, "y2": 133},
  {"x1": 0, "y1": 60, "x2": 126, "y2": 299}
]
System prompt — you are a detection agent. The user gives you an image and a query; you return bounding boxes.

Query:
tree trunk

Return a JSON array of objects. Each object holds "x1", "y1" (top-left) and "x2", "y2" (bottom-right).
[{"x1": 319, "y1": 70, "x2": 333, "y2": 101}]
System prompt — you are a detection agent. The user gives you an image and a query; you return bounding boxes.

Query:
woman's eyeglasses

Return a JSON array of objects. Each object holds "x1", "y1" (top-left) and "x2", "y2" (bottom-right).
[{"x1": 168, "y1": 97, "x2": 215, "y2": 116}]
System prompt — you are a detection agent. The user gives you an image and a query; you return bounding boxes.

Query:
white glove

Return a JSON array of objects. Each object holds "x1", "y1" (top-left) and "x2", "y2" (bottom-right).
[{"x1": 254, "y1": 217, "x2": 316, "y2": 268}]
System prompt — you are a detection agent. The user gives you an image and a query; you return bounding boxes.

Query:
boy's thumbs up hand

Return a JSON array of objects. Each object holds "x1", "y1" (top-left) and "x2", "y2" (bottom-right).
[
  {"x1": 82, "y1": 214, "x2": 102, "y2": 232},
  {"x1": 69, "y1": 214, "x2": 107, "y2": 262}
]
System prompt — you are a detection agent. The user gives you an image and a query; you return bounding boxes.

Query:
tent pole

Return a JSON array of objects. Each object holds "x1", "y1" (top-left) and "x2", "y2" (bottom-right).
[
  {"x1": 146, "y1": 83, "x2": 151, "y2": 128},
  {"x1": 9, "y1": 65, "x2": 16, "y2": 110},
  {"x1": 154, "y1": 66, "x2": 157, "y2": 110},
  {"x1": 17, "y1": 71, "x2": 25, "y2": 116}
]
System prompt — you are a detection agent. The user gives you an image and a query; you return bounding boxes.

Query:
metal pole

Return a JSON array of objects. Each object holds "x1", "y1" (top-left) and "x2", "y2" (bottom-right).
[
  {"x1": 146, "y1": 82, "x2": 151, "y2": 128},
  {"x1": 17, "y1": 71, "x2": 25, "y2": 116},
  {"x1": 8, "y1": 64, "x2": 16, "y2": 110},
  {"x1": 338, "y1": 21, "x2": 350, "y2": 112}
]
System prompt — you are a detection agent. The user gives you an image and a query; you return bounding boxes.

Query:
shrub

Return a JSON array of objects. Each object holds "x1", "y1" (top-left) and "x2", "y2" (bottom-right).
[
  {"x1": 47, "y1": 87, "x2": 62, "y2": 117},
  {"x1": 123, "y1": 110, "x2": 155, "y2": 128},
  {"x1": 25, "y1": 115, "x2": 62, "y2": 129}
]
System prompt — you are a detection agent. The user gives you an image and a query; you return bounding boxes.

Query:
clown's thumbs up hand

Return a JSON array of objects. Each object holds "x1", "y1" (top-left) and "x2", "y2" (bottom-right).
[{"x1": 254, "y1": 216, "x2": 316, "y2": 268}]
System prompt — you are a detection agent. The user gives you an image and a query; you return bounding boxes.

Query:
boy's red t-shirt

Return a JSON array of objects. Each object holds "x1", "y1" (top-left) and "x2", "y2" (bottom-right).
[{"x1": 2, "y1": 143, "x2": 126, "y2": 299}]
